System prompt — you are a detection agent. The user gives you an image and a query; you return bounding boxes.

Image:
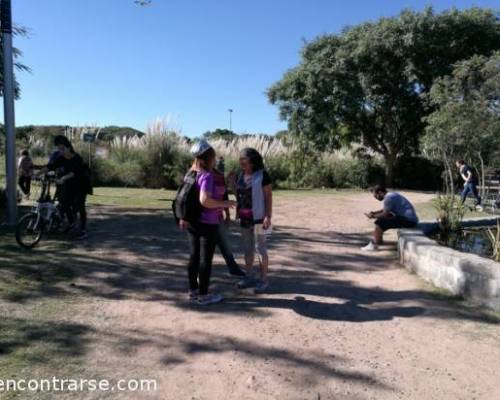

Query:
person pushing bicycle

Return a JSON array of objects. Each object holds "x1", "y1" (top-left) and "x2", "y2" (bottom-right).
[{"x1": 38, "y1": 135, "x2": 91, "y2": 240}]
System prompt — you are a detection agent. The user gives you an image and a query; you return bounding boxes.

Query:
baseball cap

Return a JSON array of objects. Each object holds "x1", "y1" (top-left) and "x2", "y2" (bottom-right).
[{"x1": 190, "y1": 140, "x2": 213, "y2": 157}]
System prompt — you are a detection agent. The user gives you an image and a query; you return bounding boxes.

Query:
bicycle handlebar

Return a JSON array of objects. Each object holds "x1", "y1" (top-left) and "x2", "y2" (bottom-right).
[{"x1": 34, "y1": 171, "x2": 56, "y2": 182}]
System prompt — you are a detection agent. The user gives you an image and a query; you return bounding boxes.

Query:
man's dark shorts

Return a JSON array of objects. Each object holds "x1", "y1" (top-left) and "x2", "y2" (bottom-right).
[{"x1": 375, "y1": 215, "x2": 417, "y2": 231}]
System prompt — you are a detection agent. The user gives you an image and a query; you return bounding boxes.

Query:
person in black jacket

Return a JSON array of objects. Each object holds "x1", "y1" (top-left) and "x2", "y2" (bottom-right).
[
  {"x1": 42, "y1": 136, "x2": 91, "y2": 239},
  {"x1": 456, "y1": 160, "x2": 482, "y2": 207}
]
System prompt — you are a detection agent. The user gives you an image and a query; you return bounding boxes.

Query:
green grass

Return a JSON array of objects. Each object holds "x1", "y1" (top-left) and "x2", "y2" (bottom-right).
[
  {"x1": 272, "y1": 187, "x2": 364, "y2": 196},
  {"x1": 87, "y1": 187, "x2": 364, "y2": 207},
  {"x1": 88, "y1": 187, "x2": 177, "y2": 208},
  {"x1": 44, "y1": 180, "x2": 492, "y2": 222},
  {"x1": 414, "y1": 198, "x2": 485, "y2": 222},
  {"x1": 0, "y1": 207, "x2": 82, "y2": 398},
  {"x1": 5, "y1": 180, "x2": 489, "y2": 220}
]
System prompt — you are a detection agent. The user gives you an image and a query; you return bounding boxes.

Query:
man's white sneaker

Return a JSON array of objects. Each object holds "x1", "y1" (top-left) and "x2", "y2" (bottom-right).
[{"x1": 361, "y1": 242, "x2": 379, "y2": 252}]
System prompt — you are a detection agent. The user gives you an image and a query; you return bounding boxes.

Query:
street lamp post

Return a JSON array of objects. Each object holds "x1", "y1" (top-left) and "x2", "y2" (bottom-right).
[
  {"x1": 228, "y1": 108, "x2": 233, "y2": 131},
  {"x1": 1, "y1": 0, "x2": 17, "y2": 225}
]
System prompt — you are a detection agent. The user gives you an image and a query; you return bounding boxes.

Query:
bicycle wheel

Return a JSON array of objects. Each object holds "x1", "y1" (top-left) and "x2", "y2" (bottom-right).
[{"x1": 16, "y1": 213, "x2": 45, "y2": 249}]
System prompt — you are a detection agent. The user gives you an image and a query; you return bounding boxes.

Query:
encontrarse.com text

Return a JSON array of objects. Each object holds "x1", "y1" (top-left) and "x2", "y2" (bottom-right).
[{"x1": 0, "y1": 377, "x2": 158, "y2": 392}]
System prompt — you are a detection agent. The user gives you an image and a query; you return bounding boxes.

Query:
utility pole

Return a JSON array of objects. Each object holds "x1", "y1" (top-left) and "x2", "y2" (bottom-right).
[
  {"x1": 228, "y1": 108, "x2": 233, "y2": 131},
  {"x1": 2, "y1": 0, "x2": 17, "y2": 225}
]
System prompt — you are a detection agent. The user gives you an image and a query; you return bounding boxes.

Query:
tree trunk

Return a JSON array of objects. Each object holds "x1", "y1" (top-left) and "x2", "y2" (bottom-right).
[
  {"x1": 384, "y1": 154, "x2": 396, "y2": 188},
  {"x1": 443, "y1": 158, "x2": 455, "y2": 197},
  {"x1": 478, "y1": 151, "x2": 485, "y2": 199}
]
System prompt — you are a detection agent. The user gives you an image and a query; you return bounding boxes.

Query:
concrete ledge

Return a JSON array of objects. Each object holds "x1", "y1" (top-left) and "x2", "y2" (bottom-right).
[{"x1": 398, "y1": 217, "x2": 500, "y2": 311}]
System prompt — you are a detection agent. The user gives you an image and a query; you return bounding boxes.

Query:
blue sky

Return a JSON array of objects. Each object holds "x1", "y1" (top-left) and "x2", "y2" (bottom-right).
[{"x1": 9, "y1": 0, "x2": 499, "y2": 137}]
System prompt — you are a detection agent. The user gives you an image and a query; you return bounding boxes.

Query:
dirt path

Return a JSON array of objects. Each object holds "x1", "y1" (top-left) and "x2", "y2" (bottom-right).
[{"x1": 9, "y1": 191, "x2": 500, "y2": 400}]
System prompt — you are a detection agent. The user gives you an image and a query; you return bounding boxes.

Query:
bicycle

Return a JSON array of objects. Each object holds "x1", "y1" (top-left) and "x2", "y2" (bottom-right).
[{"x1": 15, "y1": 171, "x2": 64, "y2": 249}]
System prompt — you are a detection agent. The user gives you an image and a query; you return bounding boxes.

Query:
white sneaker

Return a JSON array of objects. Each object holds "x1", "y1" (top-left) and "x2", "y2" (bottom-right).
[
  {"x1": 361, "y1": 242, "x2": 379, "y2": 252},
  {"x1": 197, "y1": 293, "x2": 223, "y2": 305}
]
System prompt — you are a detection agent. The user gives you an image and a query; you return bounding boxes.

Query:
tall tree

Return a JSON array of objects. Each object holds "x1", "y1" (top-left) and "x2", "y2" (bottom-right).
[
  {"x1": 0, "y1": 25, "x2": 30, "y2": 99},
  {"x1": 423, "y1": 51, "x2": 500, "y2": 194},
  {"x1": 268, "y1": 7, "x2": 500, "y2": 185},
  {"x1": 203, "y1": 128, "x2": 238, "y2": 140}
]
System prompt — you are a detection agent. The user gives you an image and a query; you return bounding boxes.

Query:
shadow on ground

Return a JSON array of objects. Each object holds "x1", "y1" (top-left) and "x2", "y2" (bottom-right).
[
  {"x1": 0, "y1": 315, "x2": 388, "y2": 391},
  {"x1": 1, "y1": 205, "x2": 499, "y2": 396},
  {"x1": 1, "y1": 206, "x2": 497, "y2": 325}
]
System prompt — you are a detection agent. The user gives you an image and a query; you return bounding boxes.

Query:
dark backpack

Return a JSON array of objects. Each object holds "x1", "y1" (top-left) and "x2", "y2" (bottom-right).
[{"x1": 172, "y1": 170, "x2": 201, "y2": 224}]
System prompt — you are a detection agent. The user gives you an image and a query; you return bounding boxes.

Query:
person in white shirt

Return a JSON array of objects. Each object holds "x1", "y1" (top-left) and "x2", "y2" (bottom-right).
[{"x1": 17, "y1": 149, "x2": 34, "y2": 198}]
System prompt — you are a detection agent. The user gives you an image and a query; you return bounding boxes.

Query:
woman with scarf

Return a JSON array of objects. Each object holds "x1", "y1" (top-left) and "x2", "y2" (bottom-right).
[{"x1": 232, "y1": 148, "x2": 273, "y2": 293}]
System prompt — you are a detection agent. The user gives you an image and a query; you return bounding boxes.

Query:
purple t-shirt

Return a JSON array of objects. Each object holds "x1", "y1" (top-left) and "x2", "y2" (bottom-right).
[{"x1": 197, "y1": 171, "x2": 223, "y2": 224}]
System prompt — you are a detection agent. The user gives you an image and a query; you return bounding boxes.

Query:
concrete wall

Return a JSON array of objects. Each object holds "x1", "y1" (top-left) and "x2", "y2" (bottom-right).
[{"x1": 398, "y1": 218, "x2": 500, "y2": 311}]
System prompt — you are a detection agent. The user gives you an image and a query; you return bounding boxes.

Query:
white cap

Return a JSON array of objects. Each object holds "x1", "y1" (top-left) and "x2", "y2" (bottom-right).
[{"x1": 190, "y1": 139, "x2": 213, "y2": 157}]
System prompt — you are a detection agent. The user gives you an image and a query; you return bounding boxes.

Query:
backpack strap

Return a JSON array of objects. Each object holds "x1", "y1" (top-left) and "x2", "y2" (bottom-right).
[{"x1": 184, "y1": 169, "x2": 198, "y2": 184}]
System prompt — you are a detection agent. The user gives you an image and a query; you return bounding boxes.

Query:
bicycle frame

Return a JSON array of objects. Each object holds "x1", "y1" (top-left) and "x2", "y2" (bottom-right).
[{"x1": 31, "y1": 173, "x2": 61, "y2": 231}]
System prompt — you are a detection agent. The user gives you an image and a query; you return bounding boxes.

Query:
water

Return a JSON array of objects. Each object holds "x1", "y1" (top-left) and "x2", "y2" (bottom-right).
[{"x1": 430, "y1": 227, "x2": 496, "y2": 260}]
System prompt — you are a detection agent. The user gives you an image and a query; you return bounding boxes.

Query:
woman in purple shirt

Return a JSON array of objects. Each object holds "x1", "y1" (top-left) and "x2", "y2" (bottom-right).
[{"x1": 180, "y1": 140, "x2": 236, "y2": 305}]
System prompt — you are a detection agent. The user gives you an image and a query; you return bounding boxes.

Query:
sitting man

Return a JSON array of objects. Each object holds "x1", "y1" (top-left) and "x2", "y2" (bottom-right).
[{"x1": 362, "y1": 185, "x2": 419, "y2": 252}]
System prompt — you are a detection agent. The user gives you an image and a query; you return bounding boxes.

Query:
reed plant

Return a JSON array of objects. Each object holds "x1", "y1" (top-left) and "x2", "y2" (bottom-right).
[{"x1": 486, "y1": 220, "x2": 500, "y2": 262}]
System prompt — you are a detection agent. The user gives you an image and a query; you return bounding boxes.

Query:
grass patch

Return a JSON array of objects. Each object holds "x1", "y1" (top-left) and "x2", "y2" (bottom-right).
[
  {"x1": 414, "y1": 199, "x2": 485, "y2": 222},
  {"x1": 88, "y1": 187, "x2": 176, "y2": 208},
  {"x1": 273, "y1": 188, "x2": 363, "y2": 197},
  {"x1": 0, "y1": 221, "x2": 84, "y2": 396},
  {"x1": 88, "y1": 187, "x2": 364, "y2": 208}
]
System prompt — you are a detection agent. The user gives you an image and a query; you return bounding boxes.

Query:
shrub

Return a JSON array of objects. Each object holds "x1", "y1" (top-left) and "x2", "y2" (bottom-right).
[
  {"x1": 210, "y1": 136, "x2": 290, "y2": 160},
  {"x1": 136, "y1": 133, "x2": 191, "y2": 188},
  {"x1": 285, "y1": 153, "x2": 384, "y2": 189},
  {"x1": 265, "y1": 156, "x2": 291, "y2": 187},
  {"x1": 487, "y1": 221, "x2": 500, "y2": 262},
  {"x1": 5, "y1": 121, "x2": 442, "y2": 191},
  {"x1": 433, "y1": 194, "x2": 466, "y2": 233},
  {"x1": 393, "y1": 156, "x2": 443, "y2": 191},
  {"x1": 108, "y1": 136, "x2": 144, "y2": 163},
  {"x1": 92, "y1": 158, "x2": 142, "y2": 187},
  {"x1": 224, "y1": 158, "x2": 240, "y2": 175}
]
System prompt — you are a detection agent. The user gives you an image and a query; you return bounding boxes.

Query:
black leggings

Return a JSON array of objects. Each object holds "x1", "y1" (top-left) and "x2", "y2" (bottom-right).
[
  {"x1": 18, "y1": 176, "x2": 31, "y2": 196},
  {"x1": 73, "y1": 191, "x2": 87, "y2": 230},
  {"x1": 62, "y1": 189, "x2": 87, "y2": 230},
  {"x1": 187, "y1": 223, "x2": 219, "y2": 295}
]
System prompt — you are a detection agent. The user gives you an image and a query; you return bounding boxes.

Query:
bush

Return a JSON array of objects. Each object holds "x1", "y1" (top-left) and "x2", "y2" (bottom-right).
[
  {"x1": 224, "y1": 158, "x2": 240, "y2": 175},
  {"x1": 90, "y1": 133, "x2": 192, "y2": 189},
  {"x1": 280, "y1": 153, "x2": 384, "y2": 189},
  {"x1": 433, "y1": 194, "x2": 466, "y2": 232},
  {"x1": 323, "y1": 157, "x2": 384, "y2": 188},
  {"x1": 5, "y1": 125, "x2": 444, "y2": 191},
  {"x1": 265, "y1": 156, "x2": 291, "y2": 187},
  {"x1": 92, "y1": 158, "x2": 141, "y2": 187},
  {"x1": 137, "y1": 133, "x2": 191, "y2": 188},
  {"x1": 393, "y1": 156, "x2": 443, "y2": 191}
]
